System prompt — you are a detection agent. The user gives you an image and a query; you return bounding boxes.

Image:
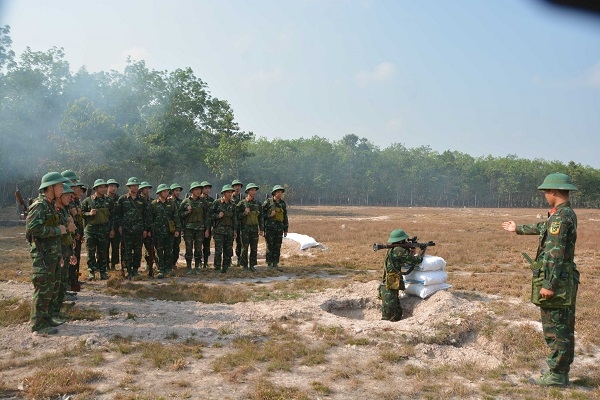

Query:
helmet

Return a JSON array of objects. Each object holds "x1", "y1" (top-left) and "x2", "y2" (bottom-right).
[
  {"x1": 231, "y1": 179, "x2": 243, "y2": 187},
  {"x1": 106, "y1": 178, "x2": 120, "y2": 187},
  {"x1": 39, "y1": 172, "x2": 70, "y2": 190},
  {"x1": 387, "y1": 229, "x2": 409, "y2": 243},
  {"x1": 271, "y1": 185, "x2": 285, "y2": 194},
  {"x1": 170, "y1": 183, "x2": 183, "y2": 191},
  {"x1": 139, "y1": 181, "x2": 152, "y2": 190},
  {"x1": 537, "y1": 173, "x2": 578, "y2": 191},
  {"x1": 74, "y1": 180, "x2": 86, "y2": 188},
  {"x1": 126, "y1": 177, "x2": 141, "y2": 186},
  {"x1": 245, "y1": 183, "x2": 259, "y2": 193},
  {"x1": 156, "y1": 183, "x2": 170, "y2": 194},
  {"x1": 189, "y1": 181, "x2": 203, "y2": 191},
  {"x1": 92, "y1": 179, "x2": 108, "y2": 189},
  {"x1": 61, "y1": 169, "x2": 79, "y2": 181},
  {"x1": 221, "y1": 184, "x2": 234, "y2": 193},
  {"x1": 62, "y1": 183, "x2": 74, "y2": 194},
  {"x1": 200, "y1": 181, "x2": 212, "y2": 188}
]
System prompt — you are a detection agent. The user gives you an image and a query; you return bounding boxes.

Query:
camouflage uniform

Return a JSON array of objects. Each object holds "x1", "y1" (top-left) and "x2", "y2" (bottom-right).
[
  {"x1": 81, "y1": 193, "x2": 115, "y2": 278},
  {"x1": 55, "y1": 205, "x2": 75, "y2": 316},
  {"x1": 141, "y1": 193, "x2": 155, "y2": 275},
  {"x1": 179, "y1": 194, "x2": 208, "y2": 272},
  {"x1": 380, "y1": 245, "x2": 422, "y2": 321},
  {"x1": 150, "y1": 195, "x2": 181, "y2": 277},
  {"x1": 69, "y1": 197, "x2": 84, "y2": 288},
  {"x1": 107, "y1": 193, "x2": 121, "y2": 269},
  {"x1": 237, "y1": 192, "x2": 263, "y2": 271},
  {"x1": 262, "y1": 192, "x2": 288, "y2": 269},
  {"x1": 170, "y1": 184, "x2": 184, "y2": 268},
  {"x1": 201, "y1": 184, "x2": 214, "y2": 267},
  {"x1": 26, "y1": 194, "x2": 63, "y2": 332},
  {"x1": 232, "y1": 188, "x2": 244, "y2": 264},
  {"x1": 209, "y1": 193, "x2": 238, "y2": 272},
  {"x1": 117, "y1": 193, "x2": 150, "y2": 277},
  {"x1": 516, "y1": 201, "x2": 578, "y2": 376}
]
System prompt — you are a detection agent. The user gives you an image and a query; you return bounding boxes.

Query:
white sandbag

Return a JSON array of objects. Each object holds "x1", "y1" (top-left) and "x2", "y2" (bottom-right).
[
  {"x1": 403, "y1": 270, "x2": 448, "y2": 286},
  {"x1": 284, "y1": 233, "x2": 321, "y2": 250},
  {"x1": 404, "y1": 282, "x2": 452, "y2": 299},
  {"x1": 416, "y1": 255, "x2": 447, "y2": 271}
]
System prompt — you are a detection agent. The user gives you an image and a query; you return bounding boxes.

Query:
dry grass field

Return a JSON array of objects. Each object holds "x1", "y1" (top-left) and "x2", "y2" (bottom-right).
[{"x1": 1, "y1": 205, "x2": 600, "y2": 399}]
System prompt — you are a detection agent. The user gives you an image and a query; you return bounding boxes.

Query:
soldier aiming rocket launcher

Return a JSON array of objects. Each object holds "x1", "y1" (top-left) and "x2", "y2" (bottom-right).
[{"x1": 373, "y1": 236, "x2": 435, "y2": 252}]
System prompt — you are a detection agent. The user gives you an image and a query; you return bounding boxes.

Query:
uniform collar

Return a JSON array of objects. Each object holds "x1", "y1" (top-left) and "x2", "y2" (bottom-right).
[{"x1": 549, "y1": 201, "x2": 571, "y2": 216}]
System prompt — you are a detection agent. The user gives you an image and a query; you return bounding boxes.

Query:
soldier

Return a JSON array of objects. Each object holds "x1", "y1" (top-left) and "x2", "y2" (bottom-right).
[
  {"x1": 26, "y1": 172, "x2": 71, "y2": 334},
  {"x1": 208, "y1": 184, "x2": 238, "y2": 273},
  {"x1": 116, "y1": 177, "x2": 151, "y2": 279},
  {"x1": 237, "y1": 183, "x2": 263, "y2": 272},
  {"x1": 139, "y1": 181, "x2": 155, "y2": 276},
  {"x1": 81, "y1": 179, "x2": 115, "y2": 280},
  {"x1": 150, "y1": 184, "x2": 182, "y2": 278},
  {"x1": 231, "y1": 179, "x2": 244, "y2": 265},
  {"x1": 200, "y1": 181, "x2": 214, "y2": 268},
  {"x1": 179, "y1": 182, "x2": 208, "y2": 275},
  {"x1": 262, "y1": 185, "x2": 288, "y2": 272},
  {"x1": 106, "y1": 178, "x2": 121, "y2": 270},
  {"x1": 379, "y1": 229, "x2": 424, "y2": 322},
  {"x1": 61, "y1": 170, "x2": 85, "y2": 291},
  {"x1": 502, "y1": 173, "x2": 579, "y2": 387},
  {"x1": 169, "y1": 183, "x2": 184, "y2": 269}
]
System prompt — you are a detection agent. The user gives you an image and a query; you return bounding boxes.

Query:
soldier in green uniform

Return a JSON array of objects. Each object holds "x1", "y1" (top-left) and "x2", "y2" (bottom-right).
[
  {"x1": 116, "y1": 177, "x2": 151, "y2": 279},
  {"x1": 231, "y1": 179, "x2": 244, "y2": 265},
  {"x1": 262, "y1": 185, "x2": 288, "y2": 271},
  {"x1": 200, "y1": 181, "x2": 214, "y2": 268},
  {"x1": 237, "y1": 183, "x2": 263, "y2": 272},
  {"x1": 26, "y1": 172, "x2": 71, "y2": 334},
  {"x1": 169, "y1": 183, "x2": 184, "y2": 269},
  {"x1": 502, "y1": 173, "x2": 579, "y2": 387},
  {"x1": 62, "y1": 170, "x2": 85, "y2": 290},
  {"x1": 106, "y1": 178, "x2": 120, "y2": 270},
  {"x1": 379, "y1": 229, "x2": 424, "y2": 322},
  {"x1": 209, "y1": 184, "x2": 238, "y2": 273},
  {"x1": 179, "y1": 182, "x2": 208, "y2": 275},
  {"x1": 139, "y1": 181, "x2": 155, "y2": 276},
  {"x1": 81, "y1": 179, "x2": 115, "y2": 280},
  {"x1": 150, "y1": 184, "x2": 182, "y2": 278}
]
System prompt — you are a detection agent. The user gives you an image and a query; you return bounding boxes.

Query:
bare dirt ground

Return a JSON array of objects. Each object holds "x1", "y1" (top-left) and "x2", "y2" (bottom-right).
[{"x1": 1, "y1": 205, "x2": 600, "y2": 400}]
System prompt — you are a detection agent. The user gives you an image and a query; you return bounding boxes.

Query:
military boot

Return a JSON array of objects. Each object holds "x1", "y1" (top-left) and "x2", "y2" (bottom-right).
[
  {"x1": 193, "y1": 260, "x2": 200, "y2": 275},
  {"x1": 536, "y1": 371, "x2": 569, "y2": 387},
  {"x1": 100, "y1": 272, "x2": 109, "y2": 280},
  {"x1": 33, "y1": 326, "x2": 58, "y2": 335},
  {"x1": 249, "y1": 265, "x2": 257, "y2": 272},
  {"x1": 49, "y1": 316, "x2": 65, "y2": 326},
  {"x1": 273, "y1": 263, "x2": 283, "y2": 272},
  {"x1": 186, "y1": 261, "x2": 193, "y2": 275}
]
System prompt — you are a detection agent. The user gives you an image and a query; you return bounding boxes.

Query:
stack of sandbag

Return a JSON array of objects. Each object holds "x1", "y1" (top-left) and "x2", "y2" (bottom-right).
[{"x1": 403, "y1": 255, "x2": 451, "y2": 299}]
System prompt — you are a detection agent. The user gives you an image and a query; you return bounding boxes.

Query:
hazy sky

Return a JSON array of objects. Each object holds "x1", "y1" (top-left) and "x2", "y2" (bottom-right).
[{"x1": 2, "y1": 0, "x2": 599, "y2": 167}]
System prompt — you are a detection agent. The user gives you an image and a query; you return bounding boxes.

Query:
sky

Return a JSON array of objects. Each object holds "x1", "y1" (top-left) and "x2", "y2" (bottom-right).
[{"x1": 1, "y1": 0, "x2": 599, "y2": 167}]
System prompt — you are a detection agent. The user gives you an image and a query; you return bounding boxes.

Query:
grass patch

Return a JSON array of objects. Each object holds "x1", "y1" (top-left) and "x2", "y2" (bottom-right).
[
  {"x1": 104, "y1": 281, "x2": 250, "y2": 303},
  {"x1": 24, "y1": 367, "x2": 103, "y2": 399},
  {"x1": 0, "y1": 298, "x2": 30, "y2": 327},
  {"x1": 249, "y1": 378, "x2": 309, "y2": 400},
  {"x1": 64, "y1": 305, "x2": 103, "y2": 321}
]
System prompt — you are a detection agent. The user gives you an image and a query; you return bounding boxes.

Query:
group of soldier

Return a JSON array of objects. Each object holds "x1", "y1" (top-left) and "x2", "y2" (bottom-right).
[{"x1": 25, "y1": 170, "x2": 289, "y2": 334}]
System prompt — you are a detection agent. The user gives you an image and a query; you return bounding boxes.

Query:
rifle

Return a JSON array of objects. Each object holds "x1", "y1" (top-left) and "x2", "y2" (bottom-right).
[
  {"x1": 32, "y1": 237, "x2": 48, "y2": 269},
  {"x1": 69, "y1": 264, "x2": 81, "y2": 291},
  {"x1": 15, "y1": 189, "x2": 28, "y2": 219},
  {"x1": 373, "y1": 236, "x2": 435, "y2": 252}
]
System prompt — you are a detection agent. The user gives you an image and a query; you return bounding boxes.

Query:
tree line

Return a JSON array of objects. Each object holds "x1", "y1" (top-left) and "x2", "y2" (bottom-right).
[{"x1": 2, "y1": 25, "x2": 599, "y2": 209}]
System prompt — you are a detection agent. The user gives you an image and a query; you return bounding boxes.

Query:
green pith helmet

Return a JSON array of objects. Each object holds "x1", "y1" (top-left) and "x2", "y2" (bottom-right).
[
  {"x1": 61, "y1": 169, "x2": 79, "y2": 181},
  {"x1": 61, "y1": 183, "x2": 74, "y2": 194},
  {"x1": 221, "y1": 184, "x2": 234, "y2": 193},
  {"x1": 387, "y1": 229, "x2": 409, "y2": 243},
  {"x1": 170, "y1": 183, "x2": 183, "y2": 191},
  {"x1": 126, "y1": 177, "x2": 141, "y2": 186},
  {"x1": 106, "y1": 178, "x2": 119, "y2": 187},
  {"x1": 92, "y1": 179, "x2": 108, "y2": 189},
  {"x1": 156, "y1": 183, "x2": 170, "y2": 194},
  {"x1": 231, "y1": 179, "x2": 243, "y2": 187},
  {"x1": 139, "y1": 181, "x2": 152, "y2": 190},
  {"x1": 39, "y1": 172, "x2": 70, "y2": 190},
  {"x1": 537, "y1": 173, "x2": 578, "y2": 191},
  {"x1": 189, "y1": 181, "x2": 203, "y2": 191},
  {"x1": 74, "y1": 180, "x2": 85, "y2": 187},
  {"x1": 200, "y1": 181, "x2": 212, "y2": 188},
  {"x1": 245, "y1": 183, "x2": 259, "y2": 193},
  {"x1": 271, "y1": 185, "x2": 285, "y2": 194}
]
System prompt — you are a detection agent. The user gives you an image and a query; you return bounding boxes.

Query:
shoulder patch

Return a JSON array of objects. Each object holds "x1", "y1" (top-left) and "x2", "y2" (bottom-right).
[{"x1": 549, "y1": 221, "x2": 561, "y2": 235}]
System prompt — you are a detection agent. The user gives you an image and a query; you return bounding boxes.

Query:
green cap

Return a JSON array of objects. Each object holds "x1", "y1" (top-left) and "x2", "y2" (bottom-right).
[
  {"x1": 271, "y1": 185, "x2": 285, "y2": 194},
  {"x1": 387, "y1": 229, "x2": 409, "y2": 243},
  {"x1": 126, "y1": 177, "x2": 141, "y2": 186},
  {"x1": 245, "y1": 183, "x2": 259, "y2": 193},
  {"x1": 170, "y1": 183, "x2": 183, "y2": 191},
  {"x1": 106, "y1": 178, "x2": 119, "y2": 187},
  {"x1": 139, "y1": 181, "x2": 152, "y2": 190},
  {"x1": 39, "y1": 172, "x2": 70, "y2": 190},
  {"x1": 189, "y1": 181, "x2": 203, "y2": 191},
  {"x1": 92, "y1": 179, "x2": 108, "y2": 189},
  {"x1": 62, "y1": 183, "x2": 74, "y2": 194},
  {"x1": 537, "y1": 173, "x2": 578, "y2": 191},
  {"x1": 61, "y1": 169, "x2": 79, "y2": 181},
  {"x1": 156, "y1": 183, "x2": 170, "y2": 194},
  {"x1": 231, "y1": 179, "x2": 243, "y2": 187},
  {"x1": 200, "y1": 181, "x2": 212, "y2": 188},
  {"x1": 221, "y1": 184, "x2": 235, "y2": 193}
]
